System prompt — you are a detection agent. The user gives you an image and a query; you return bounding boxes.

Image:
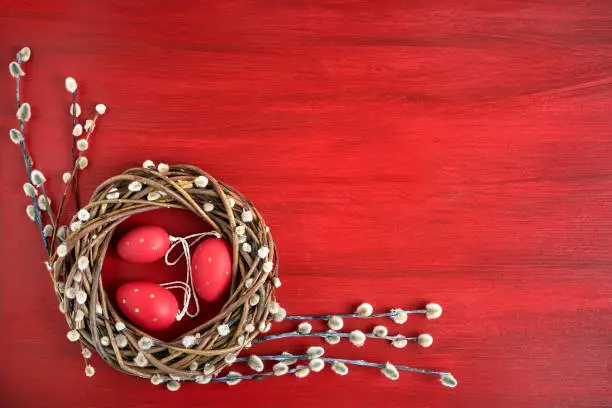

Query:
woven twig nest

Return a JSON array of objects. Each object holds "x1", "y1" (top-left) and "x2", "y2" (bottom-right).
[{"x1": 52, "y1": 164, "x2": 278, "y2": 379}]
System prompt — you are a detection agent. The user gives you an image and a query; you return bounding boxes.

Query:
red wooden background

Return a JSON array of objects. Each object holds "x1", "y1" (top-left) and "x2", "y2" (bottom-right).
[{"x1": 1, "y1": 1, "x2": 611, "y2": 407}]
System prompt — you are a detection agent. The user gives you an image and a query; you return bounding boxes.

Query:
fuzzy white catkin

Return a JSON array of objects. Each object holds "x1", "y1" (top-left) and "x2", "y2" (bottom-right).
[
  {"x1": 373, "y1": 325, "x2": 388, "y2": 337},
  {"x1": 417, "y1": 333, "x2": 434, "y2": 348},
  {"x1": 194, "y1": 176, "x2": 208, "y2": 188},
  {"x1": 241, "y1": 210, "x2": 253, "y2": 223},
  {"x1": 95, "y1": 104, "x2": 106, "y2": 115},
  {"x1": 138, "y1": 337, "x2": 154, "y2": 350},
  {"x1": 248, "y1": 294, "x2": 260, "y2": 306},
  {"x1": 392, "y1": 337, "x2": 408, "y2": 349},
  {"x1": 78, "y1": 156, "x2": 89, "y2": 169},
  {"x1": 116, "y1": 334, "x2": 128, "y2": 348},
  {"x1": 100, "y1": 336, "x2": 110, "y2": 347},
  {"x1": 85, "y1": 365, "x2": 95, "y2": 377},
  {"x1": 273, "y1": 277, "x2": 282, "y2": 288},
  {"x1": 332, "y1": 361, "x2": 349, "y2": 376},
  {"x1": 307, "y1": 346, "x2": 325, "y2": 359},
  {"x1": 226, "y1": 372, "x2": 242, "y2": 386},
  {"x1": 70, "y1": 103, "x2": 81, "y2": 117},
  {"x1": 267, "y1": 301, "x2": 280, "y2": 314},
  {"x1": 244, "y1": 278, "x2": 253, "y2": 288},
  {"x1": 70, "y1": 221, "x2": 82, "y2": 232},
  {"x1": 157, "y1": 163, "x2": 169, "y2": 173},
  {"x1": 195, "y1": 375, "x2": 212, "y2": 384},
  {"x1": 18, "y1": 47, "x2": 31, "y2": 61},
  {"x1": 62, "y1": 172, "x2": 71, "y2": 183},
  {"x1": 257, "y1": 246, "x2": 270, "y2": 259},
  {"x1": 356, "y1": 302, "x2": 374, "y2": 317},
  {"x1": 147, "y1": 191, "x2": 162, "y2": 201},
  {"x1": 426, "y1": 303, "x2": 443, "y2": 319},
  {"x1": 247, "y1": 355, "x2": 264, "y2": 372},
  {"x1": 115, "y1": 321, "x2": 126, "y2": 331},
  {"x1": 166, "y1": 380, "x2": 181, "y2": 391},
  {"x1": 77, "y1": 209, "x2": 90, "y2": 222},
  {"x1": 273, "y1": 307, "x2": 287, "y2": 322},
  {"x1": 235, "y1": 225, "x2": 246, "y2": 236},
  {"x1": 391, "y1": 308, "x2": 408, "y2": 324},
  {"x1": 244, "y1": 323, "x2": 255, "y2": 333},
  {"x1": 81, "y1": 348, "x2": 92, "y2": 359},
  {"x1": 349, "y1": 330, "x2": 366, "y2": 347},
  {"x1": 9, "y1": 61, "x2": 25, "y2": 78},
  {"x1": 142, "y1": 160, "x2": 155, "y2": 169},
  {"x1": 203, "y1": 363, "x2": 215, "y2": 375},
  {"x1": 328, "y1": 316, "x2": 344, "y2": 330},
  {"x1": 9, "y1": 128, "x2": 23, "y2": 144},
  {"x1": 106, "y1": 189, "x2": 120, "y2": 200},
  {"x1": 73, "y1": 271, "x2": 83, "y2": 283},
  {"x1": 23, "y1": 182, "x2": 37, "y2": 197},
  {"x1": 72, "y1": 124, "x2": 83, "y2": 137},
  {"x1": 65, "y1": 287, "x2": 76, "y2": 299},
  {"x1": 150, "y1": 374, "x2": 164, "y2": 385},
  {"x1": 382, "y1": 362, "x2": 400, "y2": 380},
  {"x1": 273, "y1": 362, "x2": 289, "y2": 376},
  {"x1": 224, "y1": 353, "x2": 237, "y2": 365},
  {"x1": 84, "y1": 119, "x2": 94, "y2": 132},
  {"x1": 238, "y1": 235, "x2": 247, "y2": 244},
  {"x1": 295, "y1": 366, "x2": 310, "y2": 378},
  {"x1": 56, "y1": 244, "x2": 68, "y2": 258},
  {"x1": 182, "y1": 335, "x2": 196, "y2": 348},
  {"x1": 259, "y1": 321, "x2": 271, "y2": 333},
  {"x1": 228, "y1": 197, "x2": 236, "y2": 208},
  {"x1": 43, "y1": 224, "x2": 53, "y2": 237},
  {"x1": 76, "y1": 290, "x2": 88, "y2": 304},
  {"x1": 203, "y1": 202, "x2": 214, "y2": 212},
  {"x1": 16, "y1": 103, "x2": 31, "y2": 122},
  {"x1": 217, "y1": 324, "x2": 230, "y2": 336},
  {"x1": 298, "y1": 322, "x2": 312, "y2": 335},
  {"x1": 325, "y1": 330, "x2": 341, "y2": 344},
  {"x1": 77, "y1": 139, "x2": 89, "y2": 152},
  {"x1": 128, "y1": 181, "x2": 142, "y2": 192},
  {"x1": 309, "y1": 358, "x2": 325, "y2": 372},
  {"x1": 74, "y1": 310, "x2": 84, "y2": 322},
  {"x1": 262, "y1": 261, "x2": 274, "y2": 273},
  {"x1": 37, "y1": 195, "x2": 49, "y2": 211},
  {"x1": 441, "y1": 373, "x2": 458, "y2": 388},
  {"x1": 31, "y1": 169, "x2": 46, "y2": 185},
  {"x1": 65, "y1": 77, "x2": 77, "y2": 93},
  {"x1": 67, "y1": 330, "x2": 80, "y2": 342},
  {"x1": 134, "y1": 352, "x2": 148, "y2": 367}
]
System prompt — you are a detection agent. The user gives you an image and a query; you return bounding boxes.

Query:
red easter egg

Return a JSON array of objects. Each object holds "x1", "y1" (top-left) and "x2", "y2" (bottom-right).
[
  {"x1": 191, "y1": 238, "x2": 232, "y2": 302},
  {"x1": 116, "y1": 281, "x2": 178, "y2": 331},
  {"x1": 117, "y1": 226, "x2": 170, "y2": 263}
]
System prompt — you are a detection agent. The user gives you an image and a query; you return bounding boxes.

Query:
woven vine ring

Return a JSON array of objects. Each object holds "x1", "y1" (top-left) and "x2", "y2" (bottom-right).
[{"x1": 52, "y1": 164, "x2": 278, "y2": 379}]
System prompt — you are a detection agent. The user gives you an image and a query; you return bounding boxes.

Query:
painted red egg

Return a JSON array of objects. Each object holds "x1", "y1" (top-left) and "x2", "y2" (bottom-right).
[
  {"x1": 116, "y1": 281, "x2": 178, "y2": 331},
  {"x1": 117, "y1": 226, "x2": 170, "y2": 263},
  {"x1": 192, "y1": 238, "x2": 232, "y2": 302}
]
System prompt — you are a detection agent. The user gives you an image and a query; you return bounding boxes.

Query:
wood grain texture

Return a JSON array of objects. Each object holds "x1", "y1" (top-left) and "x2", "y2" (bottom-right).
[{"x1": 1, "y1": 1, "x2": 611, "y2": 407}]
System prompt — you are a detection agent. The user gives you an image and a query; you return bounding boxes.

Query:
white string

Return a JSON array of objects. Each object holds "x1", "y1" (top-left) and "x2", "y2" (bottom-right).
[{"x1": 161, "y1": 231, "x2": 221, "y2": 321}]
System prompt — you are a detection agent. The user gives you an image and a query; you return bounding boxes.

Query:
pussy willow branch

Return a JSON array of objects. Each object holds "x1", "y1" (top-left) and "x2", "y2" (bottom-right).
[
  {"x1": 71, "y1": 90, "x2": 80, "y2": 211},
  {"x1": 235, "y1": 354, "x2": 449, "y2": 377},
  {"x1": 284, "y1": 310, "x2": 426, "y2": 321},
  {"x1": 15, "y1": 53, "x2": 50, "y2": 254},
  {"x1": 252, "y1": 331, "x2": 417, "y2": 344},
  {"x1": 49, "y1": 115, "x2": 99, "y2": 252}
]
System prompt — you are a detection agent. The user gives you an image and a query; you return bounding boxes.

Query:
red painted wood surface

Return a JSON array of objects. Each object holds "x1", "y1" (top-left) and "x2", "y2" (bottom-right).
[{"x1": 1, "y1": 1, "x2": 612, "y2": 407}]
